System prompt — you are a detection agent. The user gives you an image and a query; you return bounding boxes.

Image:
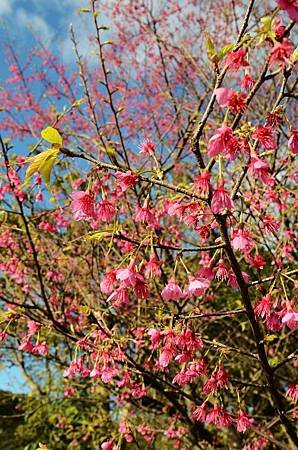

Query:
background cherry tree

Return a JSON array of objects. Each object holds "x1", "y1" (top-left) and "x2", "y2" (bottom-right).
[{"x1": 0, "y1": 0, "x2": 297, "y2": 449}]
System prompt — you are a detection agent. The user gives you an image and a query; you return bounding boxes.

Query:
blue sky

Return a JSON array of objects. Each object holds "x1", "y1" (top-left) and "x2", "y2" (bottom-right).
[
  {"x1": 0, "y1": 0, "x2": 102, "y2": 77},
  {"x1": 0, "y1": 0, "x2": 94, "y2": 394}
]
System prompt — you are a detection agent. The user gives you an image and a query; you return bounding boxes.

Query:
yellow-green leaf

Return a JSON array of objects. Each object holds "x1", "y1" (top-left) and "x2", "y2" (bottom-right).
[
  {"x1": 217, "y1": 43, "x2": 235, "y2": 62},
  {"x1": 106, "y1": 146, "x2": 117, "y2": 157},
  {"x1": 206, "y1": 34, "x2": 215, "y2": 60},
  {"x1": 24, "y1": 148, "x2": 59, "y2": 190},
  {"x1": 41, "y1": 127, "x2": 62, "y2": 147},
  {"x1": 292, "y1": 47, "x2": 298, "y2": 63},
  {"x1": 86, "y1": 231, "x2": 112, "y2": 241}
]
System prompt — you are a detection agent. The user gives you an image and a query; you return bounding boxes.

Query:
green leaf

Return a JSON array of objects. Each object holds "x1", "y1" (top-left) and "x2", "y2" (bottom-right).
[
  {"x1": 86, "y1": 231, "x2": 112, "y2": 241},
  {"x1": 292, "y1": 47, "x2": 298, "y2": 63},
  {"x1": 205, "y1": 34, "x2": 216, "y2": 60},
  {"x1": 24, "y1": 148, "x2": 60, "y2": 190},
  {"x1": 106, "y1": 146, "x2": 117, "y2": 157},
  {"x1": 264, "y1": 334, "x2": 278, "y2": 342},
  {"x1": 72, "y1": 98, "x2": 85, "y2": 107},
  {"x1": 41, "y1": 127, "x2": 62, "y2": 147},
  {"x1": 216, "y1": 43, "x2": 235, "y2": 62}
]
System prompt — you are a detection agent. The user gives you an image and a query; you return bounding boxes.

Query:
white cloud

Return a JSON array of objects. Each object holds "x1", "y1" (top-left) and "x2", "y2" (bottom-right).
[
  {"x1": 15, "y1": 8, "x2": 54, "y2": 44},
  {"x1": 0, "y1": 0, "x2": 15, "y2": 16},
  {"x1": 59, "y1": 8, "x2": 114, "y2": 65},
  {"x1": 29, "y1": 0, "x2": 86, "y2": 16}
]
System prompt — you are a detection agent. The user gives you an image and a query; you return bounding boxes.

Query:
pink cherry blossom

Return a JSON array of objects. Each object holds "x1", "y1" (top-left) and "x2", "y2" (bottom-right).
[
  {"x1": 161, "y1": 279, "x2": 184, "y2": 301},
  {"x1": 193, "y1": 402, "x2": 208, "y2": 422},
  {"x1": 254, "y1": 295, "x2": 272, "y2": 319},
  {"x1": 281, "y1": 311, "x2": 298, "y2": 329},
  {"x1": 211, "y1": 180, "x2": 234, "y2": 214},
  {"x1": 232, "y1": 229, "x2": 254, "y2": 251},
  {"x1": 186, "y1": 276, "x2": 210, "y2": 296},
  {"x1": 97, "y1": 200, "x2": 115, "y2": 222},
  {"x1": 139, "y1": 138, "x2": 155, "y2": 156},
  {"x1": 288, "y1": 128, "x2": 298, "y2": 154},
  {"x1": 286, "y1": 382, "x2": 298, "y2": 401},
  {"x1": 101, "y1": 440, "x2": 114, "y2": 450},
  {"x1": 215, "y1": 87, "x2": 234, "y2": 107},
  {"x1": 224, "y1": 47, "x2": 249, "y2": 71},
  {"x1": 207, "y1": 125, "x2": 234, "y2": 157},
  {"x1": 241, "y1": 73, "x2": 254, "y2": 91},
  {"x1": 115, "y1": 171, "x2": 138, "y2": 192},
  {"x1": 276, "y1": 0, "x2": 298, "y2": 22},
  {"x1": 252, "y1": 125, "x2": 277, "y2": 149},
  {"x1": 148, "y1": 328, "x2": 161, "y2": 349},
  {"x1": 194, "y1": 171, "x2": 210, "y2": 197},
  {"x1": 236, "y1": 410, "x2": 255, "y2": 432},
  {"x1": 71, "y1": 191, "x2": 96, "y2": 221}
]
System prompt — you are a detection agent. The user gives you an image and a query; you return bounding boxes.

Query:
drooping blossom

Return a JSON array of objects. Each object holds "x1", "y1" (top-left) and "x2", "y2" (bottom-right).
[
  {"x1": 116, "y1": 265, "x2": 138, "y2": 287},
  {"x1": 227, "y1": 91, "x2": 247, "y2": 114},
  {"x1": 242, "y1": 437, "x2": 269, "y2": 450},
  {"x1": 272, "y1": 16, "x2": 286, "y2": 40},
  {"x1": 101, "y1": 440, "x2": 114, "y2": 450},
  {"x1": 206, "y1": 405, "x2": 233, "y2": 428},
  {"x1": 158, "y1": 346, "x2": 176, "y2": 368},
  {"x1": 115, "y1": 170, "x2": 138, "y2": 192},
  {"x1": 71, "y1": 191, "x2": 96, "y2": 221},
  {"x1": 232, "y1": 229, "x2": 254, "y2": 252},
  {"x1": 236, "y1": 410, "x2": 255, "y2": 432},
  {"x1": 241, "y1": 73, "x2": 254, "y2": 91},
  {"x1": 97, "y1": 200, "x2": 115, "y2": 222},
  {"x1": 172, "y1": 370, "x2": 193, "y2": 386},
  {"x1": 288, "y1": 128, "x2": 298, "y2": 154},
  {"x1": 186, "y1": 276, "x2": 210, "y2": 297},
  {"x1": 27, "y1": 320, "x2": 41, "y2": 336},
  {"x1": 175, "y1": 328, "x2": 203, "y2": 352},
  {"x1": 269, "y1": 38, "x2": 293, "y2": 66},
  {"x1": 134, "y1": 199, "x2": 155, "y2": 224},
  {"x1": 35, "y1": 191, "x2": 43, "y2": 202},
  {"x1": 101, "y1": 367, "x2": 118, "y2": 383},
  {"x1": 215, "y1": 88, "x2": 246, "y2": 114},
  {"x1": 247, "y1": 253, "x2": 266, "y2": 270},
  {"x1": 215, "y1": 260, "x2": 229, "y2": 281},
  {"x1": 139, "y1": 138, "x2": 155, "y2": 156},
  {"x1": 90, "y1": 367, "x2": 101, "y2": 378},
  {"x1": 203, "y1": 364, "x2": 229, "y2": 394},
  {"x1": 265, "y1": 313, "x2": 282, "y2": 332},
  {"x1": 215, "y1": 87, "x2": 234, "y2": 107},
  {"x1": 107, "y1": 285, "x2": 130, "y2": 307},
  {"x1": 161, "y1": 279, "x2": 184, "y2": 301},
  {"x1": 119, "y1": 421, "x2": 133, "y2": 443},
  {"x1": 194, "y1": 171, "x2": 210, "y2": 197},
  {"x1": 266, "y1": 109, "x2": 282, "y2": 128},
  {"x1": 100, "y1": 270, "x2": 116, "y2": 294},
  {"x1": 134, "y1": 276, "x2": 149, "y2": 299},
  {"x1": 207, "y1": 124, "x2": 234, "y2": 158},
  {"x1": 193, "y1": 402, "x2": 208, "y2": 422},
  {"x1": 148, "y1": 328, "x2": 161, "y2": 349},
  {"x1": 63, "y1": 386, "x2": 77, "y2": 397},
  {"x1": 228, "y1": 271, "x2": 249, "y2": 288},
  {"x1": 252, "y1": 125, "x2": 277, "y2": 149},
  {"x1": 211, "y1": 180, "x2": 234, "y2": 214},
  {"x1": 276, "y1": 0, "x2": 298, "y2": 22},
  {"x1": 224, "y1": 47, "x2": 249, "y2": 71},
  {"x1": 281, "y1": 311, "x2": 298, "y2": 329},
  {"x1": 144, "y1": 254, "x2": 162, "y2": 278},
  {"x1": 286, "y1": 382, "x2": 298, "y2": 402},
  {"x1": 248, "y1": 154, "x2": 275, "y2": 186},
  {"x1": 261, "y1": 214, "x2": 280, "y2": 234},
  {"x1": 32, "y1": 342, "x2": 48, "y2": 355}
]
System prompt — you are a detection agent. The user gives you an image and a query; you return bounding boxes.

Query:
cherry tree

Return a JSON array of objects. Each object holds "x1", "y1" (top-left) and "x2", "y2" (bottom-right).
[{"x1": 0, "y1": 0, "x2": 297, "y2": 448}]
